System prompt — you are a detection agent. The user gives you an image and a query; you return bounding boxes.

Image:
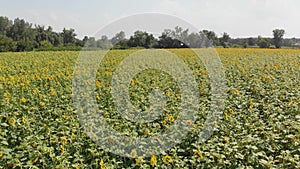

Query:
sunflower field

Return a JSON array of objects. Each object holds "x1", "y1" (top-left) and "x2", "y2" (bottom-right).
[{"x1": 0, "y1": 49, "x2": 299, "y2": 168}]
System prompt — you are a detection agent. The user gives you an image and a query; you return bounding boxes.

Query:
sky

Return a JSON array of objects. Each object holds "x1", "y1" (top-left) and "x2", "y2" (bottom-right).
[{"x1": 0, "y1": 0, "x2": 299, "y2": 39}]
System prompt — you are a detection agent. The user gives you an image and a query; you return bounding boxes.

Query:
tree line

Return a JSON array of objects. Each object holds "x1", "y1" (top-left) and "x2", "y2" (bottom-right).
[{"x1": 0, "y1": 16, "x2": 299, "y2": 52}]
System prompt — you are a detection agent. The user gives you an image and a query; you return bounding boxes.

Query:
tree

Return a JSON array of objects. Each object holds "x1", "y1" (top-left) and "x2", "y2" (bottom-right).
[
  {"x1": 7, "y1": 18, "x2": 33, "y2": 41},
  {"x1": 85, "y1": 37, "x2": 97, "y2": 48},
  {"x1": 158, "y1": 28, "x2": 189, "y2": 48},
  {"x1": 273, "y1": 29, "x2": 285, "y2": 48},
  {"x1": 61, "y1": 28, "x2": 77, "y2": 45},
  {"x1": 186, "y1": 32, "x2": 201, "y2": 48},
  {"x1": 243, "y1": 41, "x2": 248, "y2": 48},
  {"x1": 127, "y1": 31, "x2": 155, "y2": 48},
  {"x1": 111, "y1": 31, "x2": 125, "y2": 45},
  {"x1": 158, "y1": 34, "x2": 175, "y2": 48},
  {"x1": 257, "y1": 37, "x2": 270, "y2": 48},
  {"x1": 35, "y1": 25, "x2": 48, "y2": 47},
  {"x1": 40, "y1": 40, "x2": 53, "y2": 49},
  {"x1": 0, "y1": 16, "x2": 12, "y2": 35},
  {"x1": 82, "y1": 36, "x2": 88, "y2": 44},
  {"x1": 16, "y1": 38, "x2": 36, "y2": 51},
  {"x1": 171, "y1": 26, "x2": 189, "y2": 43},
  {"x1": 0, "y1": 35, "x2": 16, "y2": 52},
  {"x1": 247, "y1": 37, "x2": 255, "y2": 46},
  {"x1": 200, "y1": 30, "x2": 219, "y2": 46},
  {"x1": 220, "y1": 32, "x2": 231, "y2": 48},
  {"x1": 101, "y1": 35, "x2": 108, "y2": 42}
]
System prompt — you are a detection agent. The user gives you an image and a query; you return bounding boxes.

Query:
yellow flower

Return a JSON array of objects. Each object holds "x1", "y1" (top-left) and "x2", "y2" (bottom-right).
[
  {"x1": 229, "y1": 108, "x2": 234, "y2": 114},
  {"x1": 234, "y1": 90, "x2": 239, "y2": 95},
  {"x1": 60, "y1": 145, "x2": 65, "y2": 153},
  {"x1": 96, "y1": 95, "x2": 101, "y2": 101},
  {"x1": 9, "y1": 75, "x2": 14, "y2": 81},
  {"x1": 3, "y1": 91, "x2": 9, "y2": 97},
  {"x1": 202, "y1": 71, "x2": 209, "y2": 76},
  {"x1": 20, "y1": 97, "x2": 26, "y2": 103},
  {"x1": 71, "y1": 132, "x2": 75, "y2": 140},
  {"x1": 223, "y1": 137, "x2": 230, "y2": 144},
  {"x1": 163, "y1": 155, "x2": 173, "y2": 165},
  {"x1": 169, "y1": 115, "x2": 175, "y2": 123},
  {"x1": 39, "y1": 102, "x2": 45, "y2": 107},
  {"x1": 165, "y1": 91, "x2": 171, "y2": 97},
  {"x1": 193, "y1": 150, "x2": 203, "y2": 159},
  {"x1": 291, "y1": 101, "x2": 297, "y2": 105},
  {"x1": 4, "y1": 97, "x2": 10, "y2": 103},
  {"x1": 162, "y1": 120, "x2": 167, "y2": 126},
  {"x1": 22, "y1": 116, "x2": 26, "y2": 124},
  {"x1": 192, "y1": 125, "x2": 201, "y2": 129},
  {"x1": 0, "y1": 153, "x2": 4, "y2": 159},
  {"x1": 33, "y1": 157, "x2": 39, "y2": 163},
  {"x1": 61, "y1": 137, "x2": 68, "y2": 145},
  {"x1": 50, "y1": 92, "x2": 56, "y2": 97},
  {"x1": 135, "y1": 157, "x2": 144, "y2": 166},
  {"x1": 195, "y1": 70, "x2": 199, "y2": 75},
  {"x1": 8, "y1": 118, "x2": 16, "y2": 125},
  {"x1": 130, "y1": 149, "x2": 137, "y2": 158},
  {"x1": 130, "y1": 79, "x2": 135, "y2": 86},
  {"x1": 99, "y1": 159, "x2": 105, "y2": 169},
  {"x1": 150, "y1": 155, "x2": 157, "y2": 167},
  {"x1": 292, "y1": 136, "x2": 297, "y2": 142},
  {"x1": 81, "y1": 132, "x2": 86, "y2": 137},
  {"x1": 175, "y1": 94, "x2": 181, "y2": 99},
  {"x1": 95, "y1": 80, "x2": 101, "y2": 87},
  {"x1": 224, "y1": 112, "x2": 229, "y2": 119}
]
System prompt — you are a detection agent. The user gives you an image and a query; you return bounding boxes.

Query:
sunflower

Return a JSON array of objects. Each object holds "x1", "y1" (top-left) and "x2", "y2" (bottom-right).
[
  {"x1": 150, "y1": 155, "x2": 157, "y2": 167},
  {"x1": 135, "y1": 157, "x2": 144, "y2": 166},
  {"x1": 163, "y1": 155, "x2": 173, "y2": 165}
]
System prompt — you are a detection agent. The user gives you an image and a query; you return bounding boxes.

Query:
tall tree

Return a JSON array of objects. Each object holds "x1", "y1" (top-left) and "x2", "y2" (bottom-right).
[
  {"x1": 128, "y1": 31, "x2": 155, "y2": 48},
  {"x1": 0, "y1": 35, "x2": 16, "y2": 52},
  {"x1": 273, "y1": 29, "x2": 285, "y2": 48},
  {"x1": 171, "y1": 26, "x2": 189, "y2": 43},
  {"x1": 257, "y1": 36, "x2": 270, "y2": 48},
  {"x1": 0, "y1": 16, "x2": 12, "y2": 35},
  {"x1": 186, "y1": 32, "x2": 201, "y2": 48},
  {"x1": 247, "y1": 37, "x2": 255, "y2": 46},
  {"x1": 199, "y1": 30, "x2": 219, "y2": 47},
  {"x1": 61, "y1": 28, "x2": 77, "y2": 45},
  {"x1": 111, "y1": 31, "x2": 125, "y2": 45},
  {"x1": 220, "y1": 32, "x2": 231, "y2": 48}
]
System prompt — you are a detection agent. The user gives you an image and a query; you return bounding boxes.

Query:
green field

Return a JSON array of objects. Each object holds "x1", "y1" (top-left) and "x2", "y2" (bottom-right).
[{"x1": 0, "y1": 49, "x2": 299, "y2": 168}]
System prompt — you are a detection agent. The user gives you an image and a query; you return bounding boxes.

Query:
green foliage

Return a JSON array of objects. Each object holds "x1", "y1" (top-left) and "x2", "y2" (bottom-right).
[
  {"x1": 0, "y1": 16, "x2": 297, "y2": 52},
  {"x1": 61, "y1": 28, "x2": 77, "y2": 45},
  {"x1": 127, "y1": 31, "x2": 156, "y2": 48},
  {"x1": 200, "y1": 30, "x2": 219, "y2": 46},
  {"x1": 257, "y1": 38, "x2": 271, "y2": 48},
  {"x1": 111, "y1": 31, "x2": 125, "y2": 45},
  {"x1": 220, "y1": 32, "x2": 231, "y2": 48},
  {"x1": 0, "y1": 16, "x2": 12, "y2": 35},
  {"x1": 273, "y1": 29, "x2": 285, "y2": 48},
  {"x1": 0, "y1": 35, "x2": 16, "y2": 52},
  {"x1": 40, "y1": 40, "x2": 53, "y2": 49},
  {"x1": 35, "y1": 45, "x2": 82, "y2": 51},
  {"x1": 16, "y1": 38, "x2": 36, "y2": 52},
  {"x1": 0, "y1": 49, "x2": 299, "y2": 168}
]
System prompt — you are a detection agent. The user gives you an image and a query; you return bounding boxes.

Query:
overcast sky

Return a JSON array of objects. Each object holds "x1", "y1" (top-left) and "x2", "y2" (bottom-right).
[{"x1": 0, "y1": 0, "x2": 299, "y2": 39}]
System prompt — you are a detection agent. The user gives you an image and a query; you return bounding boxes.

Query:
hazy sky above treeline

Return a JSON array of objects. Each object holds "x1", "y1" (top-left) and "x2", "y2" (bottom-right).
[{"x1": 0, "y1": 0, "x2": 298, "y2": 39}]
